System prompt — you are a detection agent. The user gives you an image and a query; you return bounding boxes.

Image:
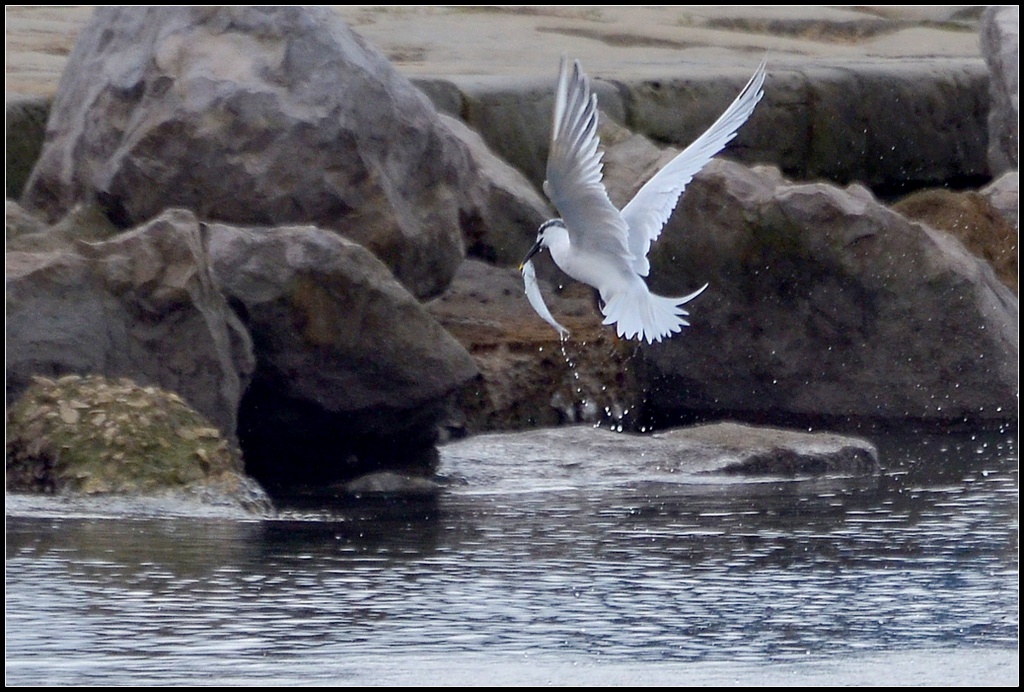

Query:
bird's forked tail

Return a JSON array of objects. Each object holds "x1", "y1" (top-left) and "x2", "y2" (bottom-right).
[{"x1": 600, "y1": 282, "x2": 708, "y2": 344}]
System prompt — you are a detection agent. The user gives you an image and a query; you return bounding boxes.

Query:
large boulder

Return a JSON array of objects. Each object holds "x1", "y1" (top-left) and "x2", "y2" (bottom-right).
[
  {"x1": 6, "y1": 205, "x2": 254, "y2": 441},
  {"x1": 980, "y1": 6, "x2": 1019, "y2": 175},
  {"x1": 20, "y1": 6, "x2": 481, "y2": 299},
  {"x1": 640, "y1": 159, "x2": 1017, "y2": 426},
  {"x1": 205, "y1": 221, "x2": 480, "y2": 489}
]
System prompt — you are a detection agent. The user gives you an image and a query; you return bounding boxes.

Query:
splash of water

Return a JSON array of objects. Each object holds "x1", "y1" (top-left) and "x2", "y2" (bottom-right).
[{"x1": 550, "y1": 336, "x2": 636, "y2": 432}]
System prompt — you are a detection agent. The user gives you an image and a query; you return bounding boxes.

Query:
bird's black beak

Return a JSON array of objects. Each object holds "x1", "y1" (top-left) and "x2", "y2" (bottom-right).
[{"x1": 519, "y1": 238, "x2": 543, "y2": 270}]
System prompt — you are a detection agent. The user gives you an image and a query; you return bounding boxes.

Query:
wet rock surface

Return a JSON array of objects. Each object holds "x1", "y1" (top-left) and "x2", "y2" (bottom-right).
[
  {"x1": 439, "y1": 422, "x2": 879, "y2": 490},
  {"x1": 427, "y1": 258, "x2": 642, "y2": 434}
]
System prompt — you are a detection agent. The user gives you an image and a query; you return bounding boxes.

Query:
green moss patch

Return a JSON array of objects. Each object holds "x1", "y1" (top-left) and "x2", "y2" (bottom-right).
[{"x1": 7, "y1": 375, "x2": 244, "y2": 495}]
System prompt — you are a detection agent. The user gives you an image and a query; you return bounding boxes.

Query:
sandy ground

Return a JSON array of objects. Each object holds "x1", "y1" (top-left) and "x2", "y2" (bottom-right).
[{"x1": 5, "y1": 5, "x2": 987, "y2": 98}]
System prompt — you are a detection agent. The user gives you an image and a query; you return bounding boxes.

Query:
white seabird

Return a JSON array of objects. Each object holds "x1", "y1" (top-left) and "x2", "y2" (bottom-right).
[{"x1": 521, "y1": 56, "x2": 766, "y2": 344}]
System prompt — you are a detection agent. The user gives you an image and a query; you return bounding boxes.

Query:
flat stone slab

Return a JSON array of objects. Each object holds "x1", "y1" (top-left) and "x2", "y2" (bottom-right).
[
  {"x1": 4, "y1": 6, "x2": 985, "y2": 98},
  {"x1": 439, "y1": 422, "x2": 879, "y2": 491}
]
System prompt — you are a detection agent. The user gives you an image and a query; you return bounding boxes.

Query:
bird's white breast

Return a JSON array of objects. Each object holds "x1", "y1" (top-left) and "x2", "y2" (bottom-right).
[{"x1": 549, "y1": 233, "x2": 640, "y2": 302}]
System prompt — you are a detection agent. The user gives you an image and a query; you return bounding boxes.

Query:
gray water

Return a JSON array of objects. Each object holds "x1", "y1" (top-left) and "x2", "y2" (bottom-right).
[{"x1": 5, "y1": 426, "x2": 1019, "y2": 686}]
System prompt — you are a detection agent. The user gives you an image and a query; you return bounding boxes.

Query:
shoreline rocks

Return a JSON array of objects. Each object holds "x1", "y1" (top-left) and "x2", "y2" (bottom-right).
[
  {"x1": 19, "y1": 5, "x2": 478, "y2": 301},
  {"x1": 205, "y1": 217, "x2": 479, "y2": 491},
  {"x1": 6, "y1": 205, "x2": 255, "y2": 443},
  {"x1": 4, "y1": 6, "x2": 1018, "y2": 503}
]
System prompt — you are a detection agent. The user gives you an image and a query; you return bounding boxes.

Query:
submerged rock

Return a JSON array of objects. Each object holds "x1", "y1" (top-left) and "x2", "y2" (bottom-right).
[
  {"x1": 679, "y1": 421, "x2": 880, "y2": 476},
  {"x1": 439, "y1": 422, "x2": 878, "y2": 490},
  {"x1": 342, "y1": 471, "x2": 441, "y2": 499},
  {"x1": 6, "y1": 375, "x2": 271, "y2": 513}
]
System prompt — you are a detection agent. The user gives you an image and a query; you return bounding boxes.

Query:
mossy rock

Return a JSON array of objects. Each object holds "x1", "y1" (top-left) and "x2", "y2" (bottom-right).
[{"x1": 6, "y1": 375, "x2": 268, "y2": 511}]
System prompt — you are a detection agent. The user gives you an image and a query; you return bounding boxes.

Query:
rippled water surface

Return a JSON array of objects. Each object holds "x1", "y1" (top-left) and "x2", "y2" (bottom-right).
[{"x1": 5, "y1": 428, "x2": 1019, "y2": 685}]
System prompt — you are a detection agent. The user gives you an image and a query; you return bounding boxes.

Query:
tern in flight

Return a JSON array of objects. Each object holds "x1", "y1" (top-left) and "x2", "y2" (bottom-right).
[{"x1": 521, "y1": 57, "x2": 766, "y2": 343}]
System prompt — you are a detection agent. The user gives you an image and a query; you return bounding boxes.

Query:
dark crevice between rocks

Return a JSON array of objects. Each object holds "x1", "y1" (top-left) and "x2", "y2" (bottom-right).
[
  {"x1": 236, "y1": 376, "x2": 442, "y2": 500},
  {"x1": 872, "y1": 174, "x2": 996, "y2": 205}
]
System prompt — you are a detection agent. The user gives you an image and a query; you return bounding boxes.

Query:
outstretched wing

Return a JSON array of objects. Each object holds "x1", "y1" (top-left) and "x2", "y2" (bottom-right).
[
  {"x1": 543, "y1": 55, "x2": 634, "y2": 264},
  {"x1": 621, "y1": 61, "x2": 766, "y2": 276}
]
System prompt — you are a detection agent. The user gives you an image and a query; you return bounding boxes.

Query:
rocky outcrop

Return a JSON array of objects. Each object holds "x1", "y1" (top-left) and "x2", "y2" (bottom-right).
[
  {"x1": 639, "y1": 159, "x2": 1017, "y2": 426},
  {"x1": 20, "y1": 5, "x2": 481, "y2": 300},
  {"x1": 4, "y1": 6, "x2": 1016, "y2": 507},
  {"x1": 6, "y1": 202, "x2": 482, "y2": 493},
  {"x1": 980, "y1": 6, "x2": 1019, "y2": 175},
  {"x1": 6, "y1": 205, "x2": 254, "y2": 441},
  {"x1": 205, "y1": 221, "x2": 479, "y2": 489},
  {"x1": 6, "y1": 374, "x2": 270, "y2": 513},
  {"x1": 427, "y1": 113, "x2": 1019, "y2": 433}
]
